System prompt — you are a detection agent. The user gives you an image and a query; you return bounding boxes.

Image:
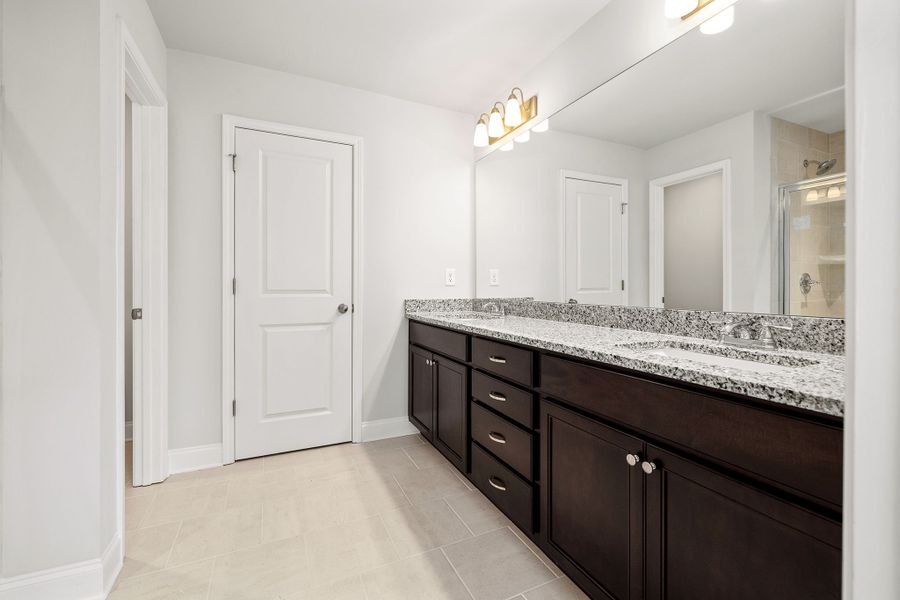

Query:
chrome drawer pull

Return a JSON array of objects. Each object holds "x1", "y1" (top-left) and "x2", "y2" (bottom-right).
[
  {"x1": 488, "y1": 477, "x2": 507, "y2": 492},
  {"x1": 488, "y1": 392, "x2": 507, "y2": 402},
  {"x1": 488, "y1": 355, "x2": 507, "y2": 364},
  {"x1": 488, "y1": 432, "x2": 507, "y2": 444}
]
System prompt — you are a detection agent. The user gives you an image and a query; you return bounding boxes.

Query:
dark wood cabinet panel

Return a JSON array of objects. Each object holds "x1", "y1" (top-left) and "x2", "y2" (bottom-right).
[
  {"x1": 541, "y1": 355, "x2": 843, "y2": 510},
  {"x1": 471, "y1": 443, "x2": 534, "y2": 533},
  {"x1": 540, "y1": 400, "x2": 644, "y2": 600},
  {"x1": 471, "y1": 401, "x2": 533, "y2": 479},
  {"x1": 644, "y1": 445, "x2": 841, "y2": 600},
  {"x1": 472, "y1": 370, "x2": 535, "y2": 428},
  {"x1": 433, "y1": 357, "x2": 468, "y2": 472},
  {"x1": 409, "y1": 321, "x2": 468, "y2": 362},
  {"x1": 472, "y1": 337, "x2": 534, "y2": 387},
  {"x1": 409, "y1": 345, "x2": 434, "y2": 439}
]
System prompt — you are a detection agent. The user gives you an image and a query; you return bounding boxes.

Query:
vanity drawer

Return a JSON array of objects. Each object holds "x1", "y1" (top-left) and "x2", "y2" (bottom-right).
[
  {"x1": 541, "y1": 355, "x2": 843, "y2": 509},
  {"x1": 409, "y1": 321, "x2": 468, "y2": 362},
  {"x1": 472, "y1": 338, "x2": 534, "y2": 386},
  {"x1": 470, "y1": 443, "x2": 534, "y2": 533},
  {"x1": 471, "y1": 402, "x2": 534, "y2": 480},
  {"x1": 472, "y1": 370, "x2": 535, "y2": 428}
]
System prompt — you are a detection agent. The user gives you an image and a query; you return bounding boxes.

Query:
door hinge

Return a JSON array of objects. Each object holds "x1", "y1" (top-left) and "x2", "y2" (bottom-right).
[
  {"x1": 621, "y1": 280, "x2": 625, "y2": 291},
  {"x1": 232, "y1": 278, "x2": 236, "y2": 295},
  {"x1": 229, "y1": 153, "x2": 236, "y2": 173},
  {"x1": 131, "y1": 308, "x2": 143, "y2": 320},
  {"x1": 621, "y1": 202, "x2": 628, "y2": 215},
  {"x1": 232, "y1": 399, "x2": 236, "y2": 417}
]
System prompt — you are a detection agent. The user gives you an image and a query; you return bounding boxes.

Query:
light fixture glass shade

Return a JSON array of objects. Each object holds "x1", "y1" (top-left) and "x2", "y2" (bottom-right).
[
  {"x1": 504, "y1": 96, "x2": 523, "y2": 127},
  {"x1": 515, "y1": 130, "x2": 530, "y2": 143},
  {"x1": 488, "y1": 109, "x2": 505, "y2": 138},
  {"x1": 500, "y1": 141, "x2": 514, "y2": 152},
  {"x1": 805, "y1": 190, "x2": 821, "y2": 203},
  {"x1": 473, "y1": 122, "x2": 489, "y2": 147},
  {"x1": 700, "y1": 5, "x2": 735, "y2": 35},
  {"x1": 827, "y1": 186, "x2": 841, "y2": 199},
  {"x1": 532, "y1": 118, "x2": 549, "y2": 133},
  {"x1": 664, "y1": 0, "x2": 698, "y2": 19}
]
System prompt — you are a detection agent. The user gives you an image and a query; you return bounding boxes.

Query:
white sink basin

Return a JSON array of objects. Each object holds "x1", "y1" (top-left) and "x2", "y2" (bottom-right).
[{"x1": 641, "y1": 346, "x2": 807, "y2": 374}]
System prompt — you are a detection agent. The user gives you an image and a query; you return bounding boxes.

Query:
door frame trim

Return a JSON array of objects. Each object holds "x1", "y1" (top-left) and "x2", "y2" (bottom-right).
[
  {"x1": 648, "y1": 159, "x2": 733, "y2": 310},
  {"x1": 221, "y1": 115, "x2": 365, "y2": 464},
  {"x1": 558, "y1": 170, "x2": 630, "y2": 303}
]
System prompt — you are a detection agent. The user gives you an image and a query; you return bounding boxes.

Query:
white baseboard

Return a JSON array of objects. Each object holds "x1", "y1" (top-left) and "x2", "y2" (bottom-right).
[
  {"x1": 361, "y1": 417, "x2": 419, "y2": 442},
  {"x1": 0, "y1": 533, "x2": 121, "y2": 600},
  {"x1": 168, "y1": 443, "x2": 224, "y2": 474},
  {"x1": 124, "y1": 420, "x2": 133, "y2": 442}
]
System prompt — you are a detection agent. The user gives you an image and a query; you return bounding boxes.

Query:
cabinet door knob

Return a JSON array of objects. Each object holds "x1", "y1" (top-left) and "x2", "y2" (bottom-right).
[
  {"x1": 625, "y1": 453, "x2": 641, "y2": 467},
  {"x1": 337, "y1": 303, "x2": 349, "y2": 314},
  {"x1": 488, "y1": 432, "x2": 507, "y2": 444},
  {"x1": 488, "y1": 477, "x2": 507, "y2": 492},
  {"x1": 641, "y1": 461, "x2": 657, "y2": 475}
]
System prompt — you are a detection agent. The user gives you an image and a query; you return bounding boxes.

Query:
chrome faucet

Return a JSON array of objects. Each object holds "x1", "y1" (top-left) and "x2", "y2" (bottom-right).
[
  {"x1": 708, "y1": 315, "x2": 793, "y2": 350},
  {"x1": 480, "y1": 301, "x2": 505, "y2": 317}
]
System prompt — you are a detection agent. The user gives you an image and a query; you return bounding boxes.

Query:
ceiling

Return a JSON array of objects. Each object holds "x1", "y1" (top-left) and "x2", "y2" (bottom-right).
[
  {"x1": 146, "y1": 0, "x2": 611, "y2": 114},
  {"x1": 550, "y1": 0, "x2": 845, "y2": 149}
]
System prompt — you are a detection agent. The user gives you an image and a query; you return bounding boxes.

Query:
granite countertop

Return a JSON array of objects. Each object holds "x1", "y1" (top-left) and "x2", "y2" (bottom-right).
[{"x1": 406, "y1": 311, "x2": 845, "y2": 418}]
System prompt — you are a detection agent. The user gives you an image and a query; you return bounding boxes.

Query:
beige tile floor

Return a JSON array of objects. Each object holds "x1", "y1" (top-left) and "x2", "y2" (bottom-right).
[{"x1": 116, "y1": 435, "x2": 588, "y2": 600}]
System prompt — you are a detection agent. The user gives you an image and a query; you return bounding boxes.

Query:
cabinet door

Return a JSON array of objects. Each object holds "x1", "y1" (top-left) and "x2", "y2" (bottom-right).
[
  {"x1": 433, "y1": 357, "x2": 468, "y2": 472},
  {"x1": 540, "y1": 400, "x2": 644, "y2": 600},
  {"x1": 645, "y1": 445, "x2": 841, "y2": 600},
  {"x1": 409, "y1": 345, "x2": 434, "y2": 440}
]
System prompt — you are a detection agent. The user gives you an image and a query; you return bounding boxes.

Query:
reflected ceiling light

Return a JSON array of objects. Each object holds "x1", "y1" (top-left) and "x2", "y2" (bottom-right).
[
  {"x1": 699, "y1": 5, "x2": 735, "y2": 34},
  {"x1": 473, "y1": 88, "x2": 539, "y2": 148},
  {"x1": 827, "y1": 186, "x2": 841, "y2": 199},
  {"x1": 488, "y1": 103, "x2": 506, "y2": 138},
  {"x1": 505, "y1": 88, "x2": 525, "y2": 127},
  {"x1": 532, "y1": 118, "x2": 549, "y2": 133},
  {"x1": 473, "y1": 114, "x2": 490, "y2": 147},
  {"x1": 665, "y1": 0, "x2": 698, "y2": 19},
  {"x1": 500, "y1": 141, "x2": 515, "y2": 152},
  {"x1": 515, "y1": 130, "x2": 531, "y2": 143},
  {"x1": 805, "y1": 190, "x2": 821, "y2": 203}
]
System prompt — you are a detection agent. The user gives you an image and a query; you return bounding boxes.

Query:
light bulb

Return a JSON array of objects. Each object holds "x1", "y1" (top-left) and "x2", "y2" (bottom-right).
[
  {"x1": 700, "y1": 5, "x2": 735, "y2": 35},
  {"x1": 515, "y1": 130, "x2": 530, "y2": 143},
  {"x1": 488, "y1": 109, "x2": 505, "y2": 138},
  {"x1": 500, "y1": 141, "x2": 514, "y2": 152},
  {"x1": 532, "y1": 119, "x2": 549, "y2": 133},
  {"x1": 665, "y1": 0, "x2": 698, "y2": 19},
  {"x1": 473, "y1": 121, "x2": 489, "y2": 147},
  {"x1": 504, "y1": 95, "x2": 522, "y2": 127}
]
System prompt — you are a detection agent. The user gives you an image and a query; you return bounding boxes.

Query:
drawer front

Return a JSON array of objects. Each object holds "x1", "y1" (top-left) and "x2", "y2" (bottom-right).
[
  {"x1": 472, "y1": 337, "x2": 534, "y2": 386},
  {"x1": 541, "y1": 355, "x2": 843, "y2": 509},
  {"x1": 409, "y1": 321, "x2": 468, "y2": 362},
  {"x1": 472, "y1": 370, "x2": 535, "y2": 428},
  {"x1": 471, "y1": 402, "x2": 534, "y2": 480},
  {"x1": 471, "y1": 443, "x2": 534, "y2": 533}
]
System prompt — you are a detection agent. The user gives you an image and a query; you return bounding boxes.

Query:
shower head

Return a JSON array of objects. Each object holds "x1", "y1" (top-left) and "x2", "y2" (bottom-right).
[{"x1": 803, "y1": 158, "x2": 837, "y2": 176}]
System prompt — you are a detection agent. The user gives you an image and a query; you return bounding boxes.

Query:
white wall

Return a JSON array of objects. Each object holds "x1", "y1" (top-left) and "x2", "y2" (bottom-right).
[
  {"x1": 475, "y1": 129, "x2": 646, "y2": 303},
  {"x1": 0, "y1": 0, "x2": 165, "y2": 587},
  {"x1": 844, "y1": 0, "x2": 900, "y2": 597},
  {"x1": 167, "y1": 50, "x2": 474, "y2": 450},
  {"x1": 646, "y1": 111, "x2": 773, "y2": 313}
]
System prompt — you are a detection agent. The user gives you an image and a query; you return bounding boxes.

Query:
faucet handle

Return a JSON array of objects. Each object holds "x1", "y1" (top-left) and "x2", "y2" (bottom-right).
[
  {"x1": 707, "y1": 314, "x2": 733, "y2": 326},
  {"x1": 756, "y1": 319, "x2": 793, "y2": 348}
]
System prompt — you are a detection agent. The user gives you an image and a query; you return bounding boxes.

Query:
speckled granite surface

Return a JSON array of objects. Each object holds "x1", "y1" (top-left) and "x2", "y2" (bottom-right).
[{"x1": 405, "y1": 308, "x2": 845, "y2": 418}]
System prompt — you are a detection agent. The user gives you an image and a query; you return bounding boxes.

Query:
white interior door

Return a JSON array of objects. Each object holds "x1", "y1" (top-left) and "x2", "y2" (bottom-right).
[
  {"x1": 234, "y1": 128, "x2": 353, "y2": 459},
  {"x1": 564, "y1": 177, "x2": 627, "y2": 305}
]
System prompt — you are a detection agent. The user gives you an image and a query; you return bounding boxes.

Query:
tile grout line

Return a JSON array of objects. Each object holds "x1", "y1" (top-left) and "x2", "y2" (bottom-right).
[
  {"x1": 442, "y1": 496, "x2": 477, "y2": 538},
  {"x1": 508, "y1": 526, "x2": 562, "y2": 579},
  {"x1": 439, "y1": 546, "x2": 478, "y2": 600}
]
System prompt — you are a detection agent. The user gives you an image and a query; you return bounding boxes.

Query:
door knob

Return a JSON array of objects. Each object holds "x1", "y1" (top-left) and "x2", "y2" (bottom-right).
[
  {"x1": 337, "y1": 303, "x2": 349, "y2": 314},
  {"x1": 641, "y1": 461, "x2": 657, "y2": 475},
  {"x1": 625, "y1": 453, "x2": 641, "y2": 467}
]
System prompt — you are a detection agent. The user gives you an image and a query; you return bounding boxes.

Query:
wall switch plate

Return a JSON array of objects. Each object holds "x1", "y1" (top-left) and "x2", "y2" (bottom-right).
[
  {"x1": 445, "y1": 268, "x2": 456, "y2": 286},
  {"x1": 489, "y1": 269, "x2": 500, "y2": 286}
]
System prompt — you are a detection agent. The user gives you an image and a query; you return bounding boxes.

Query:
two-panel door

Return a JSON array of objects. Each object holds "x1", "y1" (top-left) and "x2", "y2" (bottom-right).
[
  {"x1": 644, "y1": 445, "x2": 841, "y2": 600},
  {"x1": 233, "y1": 128, "x2": 353, "y2": 459},
  {"x1": 540, "y1": 400, "x2": 644, "y2": 600}
]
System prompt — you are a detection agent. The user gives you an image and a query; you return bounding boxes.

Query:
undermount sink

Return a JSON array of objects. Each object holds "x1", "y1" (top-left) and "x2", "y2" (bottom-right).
[
  {"x1": 431, "y1": 310, "x2": 504, "y2": 320},
  {"x1": 622, "y1": 341, "x2": 818, "y2": 374}
]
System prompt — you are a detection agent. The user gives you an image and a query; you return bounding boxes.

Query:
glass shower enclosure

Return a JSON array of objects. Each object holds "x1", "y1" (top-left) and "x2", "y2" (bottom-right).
[{"x1": 779, "y1": 174, "x2": 847, "y2": 318}]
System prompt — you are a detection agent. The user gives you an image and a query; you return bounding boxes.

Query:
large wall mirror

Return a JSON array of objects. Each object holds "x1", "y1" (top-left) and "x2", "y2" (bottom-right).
[{"x1": 475, "y1": 0, "x2": 845, "y2": 318}]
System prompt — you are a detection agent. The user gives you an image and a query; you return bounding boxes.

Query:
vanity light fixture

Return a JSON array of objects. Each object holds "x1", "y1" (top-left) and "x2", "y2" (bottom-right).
[
  {"x1": 699, "y1": 5, "x2": 735, "y2": 34},
  {"x1": 668, "y1": 0, "x2": 736, "y2": 35},
  {"x1": 473, "y1": 88, "x2": 539, "y2": 148},
  {"x1": 500, "y1": 141, "x2": 515, "y2": 152},
  {"x1": 532, "y1": 118, "x2": 549, "y2": 133}
]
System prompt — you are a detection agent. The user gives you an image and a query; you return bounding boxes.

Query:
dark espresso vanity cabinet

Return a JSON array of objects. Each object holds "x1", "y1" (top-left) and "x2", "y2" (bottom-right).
[{"x1": 408, "y1": 319, "x2": 843, "y2": 600}]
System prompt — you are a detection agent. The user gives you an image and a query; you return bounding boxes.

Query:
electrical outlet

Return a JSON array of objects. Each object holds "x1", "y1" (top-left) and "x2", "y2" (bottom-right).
[
  {"x1": 489, "y1": 269, "x2": 500, "y2": 286},
  {"x1": 445, "y1": 268, "x2": 456, "y2": 286}
]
